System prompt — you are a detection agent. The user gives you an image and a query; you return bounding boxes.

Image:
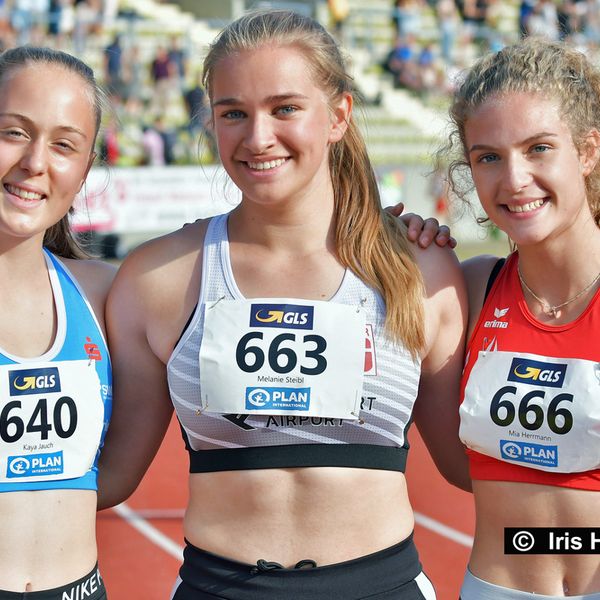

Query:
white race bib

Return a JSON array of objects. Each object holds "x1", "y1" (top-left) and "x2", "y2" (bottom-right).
[
  {"x1": 199, "y1": 299, "x2": 366, "y2": 419},
  {"x1": 0, "y1": 360, "x2": 104, "y2": 483},
  {"x1": 460, "y1": 350, "x2": 600, "y2": 472}
]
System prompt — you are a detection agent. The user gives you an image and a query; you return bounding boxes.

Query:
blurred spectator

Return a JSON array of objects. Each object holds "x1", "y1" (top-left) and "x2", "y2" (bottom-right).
[
  {"x1": 150, "y1": 45, "x2": 174, "y2": 114},
  {"x1": 47, "y1": 0, "x2": 61, "y2": 35},
  {"x1": 436, "y1": 0, "x2": 459, "y2": 63},
  {"x1": 417, "y1": 43, "x2": 437, "y2": 94},
  {"x1": 391, "y1": 0, "x2": 422, "y2": 38},
  {"x1": 122, "y1": 44, "x2": 145, "y2": 101},
  {"x1": 528, "y1": 0, "x2": 560, "y2": 40},
  {"x1": 519, "y1": 0, "x2": 537, "y2": 37},
  {"x1": 142, "y1": 120, "x2": 165, "y2": 166},
  {"x1": 456, "y1": 0, "x2": 490, "y2": 43},
  {"x1": 184, "y1": 73, "x2": 217, "y2": 159},
  {"x1": 104, "y1": 33, "x2": 124, "y2": 95},
  {"x1": 383, "y1": 34, "x2": 421, "y2": 90},
  {"x1": 73, "y1": 0, "x2": 100, "y2": 54},
  {"x1": 328, "y1": 0, "x2": 350, "y2": 42},
  {"x1": 100, "y1": 118, "x2": 120, "y2": 166},
  {"x1": 167, "y1": 35, "x2": 188, "y2": 89}
]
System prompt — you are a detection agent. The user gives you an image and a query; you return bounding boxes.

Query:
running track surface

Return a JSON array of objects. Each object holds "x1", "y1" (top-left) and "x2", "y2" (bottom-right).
[{"x1": 97, "y1": 417, "x2": 475, "y2": 600}]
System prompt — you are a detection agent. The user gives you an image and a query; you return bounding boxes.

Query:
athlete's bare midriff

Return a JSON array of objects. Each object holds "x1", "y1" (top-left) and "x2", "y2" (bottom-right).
[
  {"x1": 0, "y1": 489, "x2": 98, "y2": 592},
  {"x1": 470, "y1": 480, "x2": 600, "y2": 595},
  {"x1": 184, "y1": 466, "x2": 413, "y2": 567}
]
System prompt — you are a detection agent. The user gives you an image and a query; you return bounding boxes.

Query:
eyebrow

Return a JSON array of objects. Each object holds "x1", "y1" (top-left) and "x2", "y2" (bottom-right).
[
  {"x1": 0, "y1": 113, "x2": 89, "y2": 139},
  {"x1": 212, "y1": 93, "x2": 310, "y2": 107},
  {"x1": 469, "y1": 132, "x2": 558, "y2": 153}
]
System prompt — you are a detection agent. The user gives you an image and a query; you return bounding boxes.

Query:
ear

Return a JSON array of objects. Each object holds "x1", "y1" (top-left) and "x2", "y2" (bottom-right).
[
  {"x1": 77, "y1": 151, "x2": 97, "y2": 194},
  {"x1": 580, "y1": 129, "x2": 600, "y2": 177},
  {"x1": 328, "y1": 92, "x2": 352, "y2": 144}
]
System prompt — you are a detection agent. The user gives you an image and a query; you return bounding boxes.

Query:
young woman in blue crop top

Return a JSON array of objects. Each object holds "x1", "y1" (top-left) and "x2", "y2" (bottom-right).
[
  {"x1": 0, "y1": 48, "x2": 114, "y2": 599},
  {"x1": 99, "y1": 10, "x2": 470, "y2": 599}
]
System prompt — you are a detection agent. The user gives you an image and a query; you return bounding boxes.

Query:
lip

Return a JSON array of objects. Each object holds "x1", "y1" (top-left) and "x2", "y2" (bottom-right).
[
  {"x1": 240, "y1": 157, "x2": 289, "y2": 174},
  {"x1": 503, "y1": 198, "x2": 548, "y2": 216},
  {"x1": 3, "y1": 182, "x2": 47, "y2": 209}
]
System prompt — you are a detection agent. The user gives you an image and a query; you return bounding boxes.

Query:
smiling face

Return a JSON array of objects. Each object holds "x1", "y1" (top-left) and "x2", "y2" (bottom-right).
[
  {"x1": 0, "y1": 62, "x2": 96, "y2": 245},
  {"x1": 210, "y1": 44, "x2": 350, "y2": 209},
  {"x1": 465, "y1": 91, "x2": 599, "y2": 247}
]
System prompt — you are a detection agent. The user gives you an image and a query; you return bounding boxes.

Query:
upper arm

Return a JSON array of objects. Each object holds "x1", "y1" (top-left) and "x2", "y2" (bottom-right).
[
  {"x1": 98, "y1": 225, "x2": 206, "y2": 508},
  {"x1": 410, "y1": 245, "x2": 471, "y2": 491},
  {"x1": 97, "y1": 247, "x2": 174, "y2": 509}
]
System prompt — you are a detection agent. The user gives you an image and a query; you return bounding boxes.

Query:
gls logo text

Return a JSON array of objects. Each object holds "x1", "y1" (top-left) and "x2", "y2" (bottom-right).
[
  {"x1": 9, "y1": 367, "x2": 61, "y2": 396},
  {"x1": 507, "y1": 358, "x2": 567, "y2": 388},
  {"x1": 250, "y1": 304, "x2": 314, "y2": 330}
]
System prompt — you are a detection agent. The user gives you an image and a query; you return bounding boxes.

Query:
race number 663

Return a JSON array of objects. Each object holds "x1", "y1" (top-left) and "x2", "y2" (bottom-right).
[{"x1": 235, "y1": 332, "x2": 327, "y2": 375}]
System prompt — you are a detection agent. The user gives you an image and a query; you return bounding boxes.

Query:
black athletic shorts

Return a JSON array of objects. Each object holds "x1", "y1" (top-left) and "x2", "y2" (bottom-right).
[
  {"x1": 0, "y1": 564, "x2": 106, "y2": 600},
  {"x1": 170, "y1": 533, "x2": 436, "y2": 599}
]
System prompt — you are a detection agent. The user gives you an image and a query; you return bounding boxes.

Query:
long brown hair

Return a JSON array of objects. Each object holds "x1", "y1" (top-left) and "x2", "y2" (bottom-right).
[
  {"x1": 0, "y1": 46, "x2": 105, "y2": 258},
  {"x1": 202, "y1": 10, "x2": 424, "y2": 355}
]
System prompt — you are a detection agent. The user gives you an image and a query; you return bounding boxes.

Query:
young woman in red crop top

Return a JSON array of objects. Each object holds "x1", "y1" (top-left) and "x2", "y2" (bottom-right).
[{"x1": 445, "y1": 39, "x2": 600, "y2": 598}]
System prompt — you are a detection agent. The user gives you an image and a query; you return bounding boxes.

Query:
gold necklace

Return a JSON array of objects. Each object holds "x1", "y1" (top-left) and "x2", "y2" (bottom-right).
[{"x1": 517, "y1": 264, "x2": 600, "y2": 318}]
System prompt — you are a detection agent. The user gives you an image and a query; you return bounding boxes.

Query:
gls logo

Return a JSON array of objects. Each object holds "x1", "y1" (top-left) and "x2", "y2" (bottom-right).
[
  {"x1": 507, "y1": 358, "x2": 567, "y2": 388},
  {"x1": 250, "y1": 304, "x2": 314, "y2": 330},
  {"x1": 9, "y1": 367, "x2": 61, "y2": 396}
]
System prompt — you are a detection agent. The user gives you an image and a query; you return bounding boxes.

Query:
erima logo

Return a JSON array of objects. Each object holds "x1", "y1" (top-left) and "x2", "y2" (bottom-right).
[
  {"x1": 9, "y1": 367, "x2": 61, "y2": 396},
  {"x1": 507, "y1": 358, "x2": 567, "y2": 388},
  {"x1": 484, "y1": 307, "x2": 509, "y2": 329},
  {"x1": 250, "y1": 304, "x2": 314, "y2": 329}
]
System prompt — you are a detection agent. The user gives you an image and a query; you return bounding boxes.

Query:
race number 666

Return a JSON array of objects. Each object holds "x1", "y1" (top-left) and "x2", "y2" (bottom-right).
[{"x1": 490, "y1": 386, "x2": 573, "y2": 434}]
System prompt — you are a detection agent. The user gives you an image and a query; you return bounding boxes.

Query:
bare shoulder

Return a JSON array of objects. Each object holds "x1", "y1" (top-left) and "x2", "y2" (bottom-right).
[
  {"x1": 411, "y1": 243, "x2": 464, "y2": 296},
  {"x1": 108, "y1": 219, "x2": 210, "y2": 361},
  {"x1": 64, "y1": 257, "x2": 117, "y2": 295},
  {"x1": 61, "y1": 258, "x2": 117, "y2": 328},
  {"x1": 461, "y1": 254, "x2": 504, "y2": 335},
  {"x1": 113, "y1": 220, "x2": 208, "y2": 299}
]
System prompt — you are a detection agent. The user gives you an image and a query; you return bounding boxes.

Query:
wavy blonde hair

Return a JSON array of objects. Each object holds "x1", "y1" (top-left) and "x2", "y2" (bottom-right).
[
  {"x1": 203, "y1": 10, "x2": 424, "y2": 355},
  {"x1": 444, "y1": 37, "x2": 600, "y2": 226}
]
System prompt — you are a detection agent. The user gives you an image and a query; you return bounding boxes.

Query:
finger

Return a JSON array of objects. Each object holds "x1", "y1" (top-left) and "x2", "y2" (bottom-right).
[
  {"x1": 405, "y1": 214, "x2": 425, "y2": 242},
  {"x1": 385, "y1": 201, "x2": 405, "y2": 217},
  {"x1": 415, "y1": 217, "x2": 439, "y2": 247}
]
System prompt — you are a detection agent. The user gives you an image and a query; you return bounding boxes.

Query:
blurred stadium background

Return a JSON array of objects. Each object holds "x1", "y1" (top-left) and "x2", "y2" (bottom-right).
[{"x1": 0, "y1": 0, "x2": 534, "y2": 258}]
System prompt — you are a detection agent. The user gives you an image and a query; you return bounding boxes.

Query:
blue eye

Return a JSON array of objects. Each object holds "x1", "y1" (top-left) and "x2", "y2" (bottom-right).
[
  {"x1": 277, "y1": 105, "x2": 298, "y2": 116},
  {"x1": 532, "y1": 144, "x2": 550, "y2": 153},
  {"x1": 222, "y1": 110, "x2": 245, "y2": 120},
  {"x1": 478, "y1": 153, "x2": 498, "y2": 164}
]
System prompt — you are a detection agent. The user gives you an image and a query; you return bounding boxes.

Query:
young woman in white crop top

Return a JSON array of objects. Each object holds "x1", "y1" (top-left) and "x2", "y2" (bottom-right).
[{"x1": 99, "y1": 10, "x2": 469, "y2": 599}]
